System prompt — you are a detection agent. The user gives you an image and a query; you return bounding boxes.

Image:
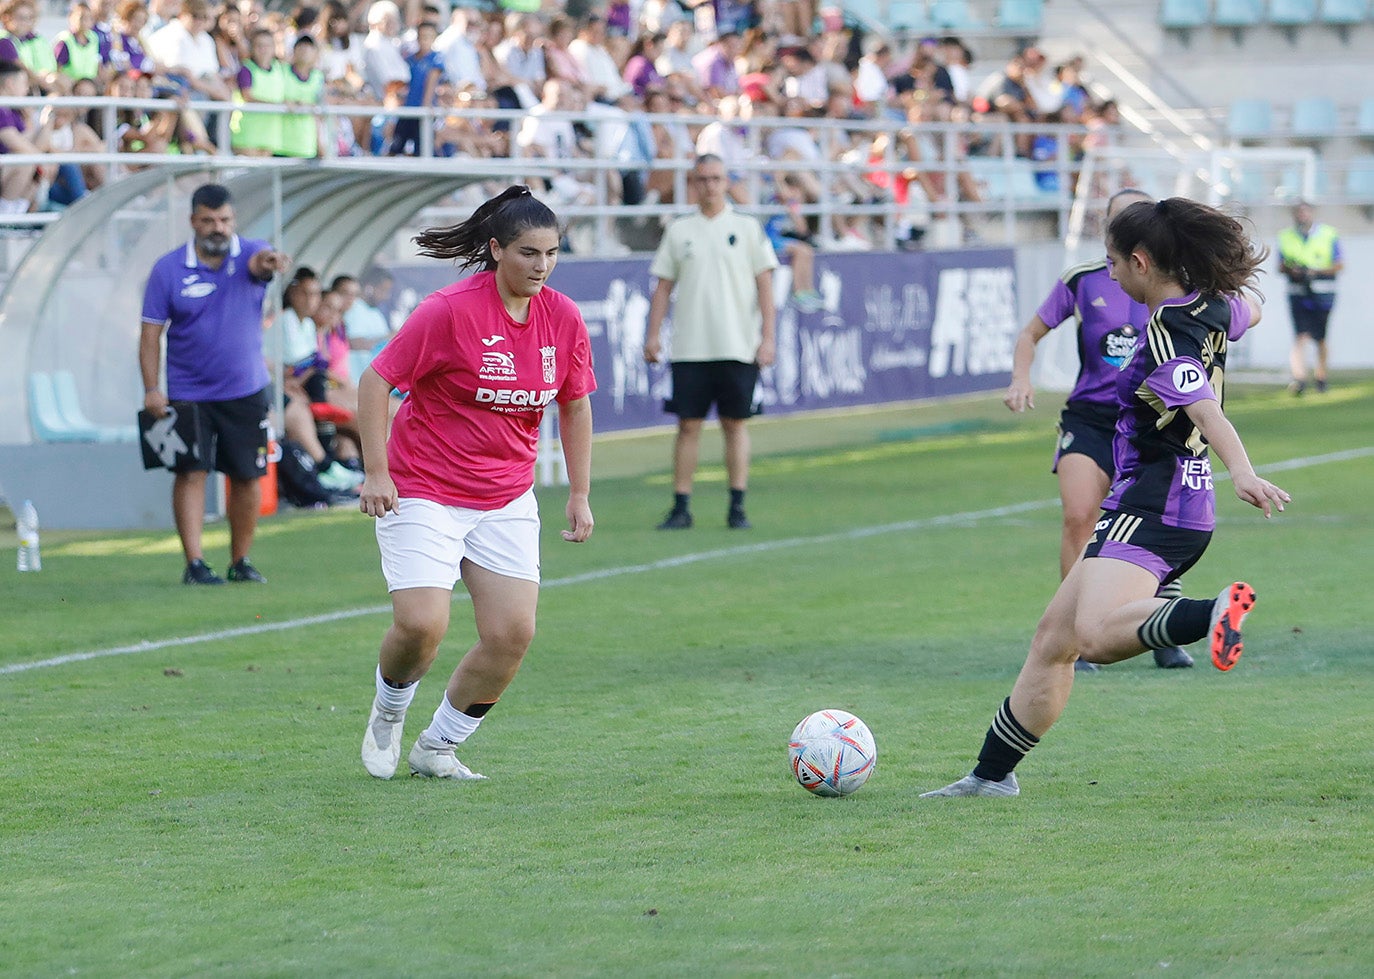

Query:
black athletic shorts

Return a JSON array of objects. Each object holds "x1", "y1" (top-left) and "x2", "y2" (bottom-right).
[
  {"x1": 175, "y1": 387, "x2": 270, "y2": 481},
  {"x1": 1052, "y1": 401, "x2": 1116, "y2": 477},
  {"x1": 1082, "y1": 509, "x2": 1212, "y2": 585},
  {"x1": 665, "y1": 360, "x2": 761, "y2": 420},
  {"x1": 1289, "y1": 299, "x2": 1332, "y2": 342}
]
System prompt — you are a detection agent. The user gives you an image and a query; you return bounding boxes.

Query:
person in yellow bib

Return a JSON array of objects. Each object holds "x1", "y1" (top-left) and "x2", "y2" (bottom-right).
[
  {"x1": 0, "y1": 0, "x2": 69, "y2": 93},
  {"x1": 230, "y1": 27, "x2": 285, "y2": 156},
  {"x1": 1278, "y1": 201, "x2": 1342, "y2": 395},
  {"x1": 279, "y1": 34, "x2": 324, "y2": 159},
  {"x1": 53, "y1": 2, "x2": 110, "y2": 88}
]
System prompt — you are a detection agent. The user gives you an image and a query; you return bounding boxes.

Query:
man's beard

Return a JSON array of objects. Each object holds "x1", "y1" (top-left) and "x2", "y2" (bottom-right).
[{"x1": 198, "y1": 233, "x2": 231, "y2": 256}]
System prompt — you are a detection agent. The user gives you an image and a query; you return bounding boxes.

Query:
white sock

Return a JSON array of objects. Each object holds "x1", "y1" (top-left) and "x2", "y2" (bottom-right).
[
  {"x1": 374, "y1": 665, "x2": 418, "y2": 714},
  {"x1": 424, "y1": 694, "x2": 483, "y2": 745}
]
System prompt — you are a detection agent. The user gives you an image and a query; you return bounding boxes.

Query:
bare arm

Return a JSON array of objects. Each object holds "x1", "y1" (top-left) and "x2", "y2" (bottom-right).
[
  {"x1": 356, "y1": 366, "x2": 399, "y2": 517},
  {"x1": 249, "y1": 248, "x2": 291, "y2": 280},
  {"x1": 755, "y1": 268, "x2": 776, "y2": 367},
  {"x1": 557, "y1": 395, "x2": 594, "y2": 543},
  {"x1": 1006, "y1": 314, "x2": 1051, "y2": 412},
  {"x1": 643, "y1": 277, "x2": 674, "y2": 363},
  {"x1": 139, "y1": 320, "x2": 169, "y2": 416},
  {"x1": 1184, "y1": 397, "x2": 1290, "y2": 518}
]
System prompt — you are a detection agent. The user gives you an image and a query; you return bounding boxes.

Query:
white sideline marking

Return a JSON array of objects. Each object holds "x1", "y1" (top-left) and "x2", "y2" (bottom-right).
[{"x1": 5, "y1": 447, "x2": 1369, "y2": 676}]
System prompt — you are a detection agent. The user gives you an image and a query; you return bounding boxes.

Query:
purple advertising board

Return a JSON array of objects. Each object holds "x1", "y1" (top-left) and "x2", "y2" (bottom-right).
[{"x1": 379, "y1": 249, "x2": 1018, "y2": 434}]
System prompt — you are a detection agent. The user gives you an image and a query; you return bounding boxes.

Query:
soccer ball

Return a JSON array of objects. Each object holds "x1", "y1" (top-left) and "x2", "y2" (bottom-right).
[{"x1": 788, "y1": 709, "x2": 877, "y2": 797}]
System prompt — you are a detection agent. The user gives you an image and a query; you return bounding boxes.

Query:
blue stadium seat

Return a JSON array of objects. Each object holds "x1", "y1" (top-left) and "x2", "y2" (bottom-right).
[
  {"x1": 840, "y1": 0, "x2": 888, "y2": 28},
  {"x1": 887, "y1": 0, "x2": 930, "y2": 32},
  {"x1": 928, "y1": 0, "x2": 982, "y2": 30},
  {"x1": 1356, "y1": 97, "x2": 1374, "y2": 139},
  {"x1": 1345, "y1": 155, "x2": 1374, "y2": 201},
  {"x1": 997, "y1": 0, "x2": 1044, "y2": 31},
  {"x1": 1269, "y1": 0, "x2": 1318, "y2": 25},
  {"x1": 1214, "y1": 0, "x2": 1264, "y2": 24},
  {"x1": 51, "y1": 370, "x2": 137, "y2": 442},
  {"x1": 1289, "y1": 97, "x2": 1338, "y2": 138},
  {"x1": 1318, "y1": 0, "x2": 1368, "y2": 26},
  {"x1": 1160, "y1": 0, "x2": 1210, "y2": 29},
  {"x1": 28, "y1": 372, "x2": 102, "y2": 442},
  {"x1": 1227, "y1": 99, "x2": 1274, "y2": 140}
]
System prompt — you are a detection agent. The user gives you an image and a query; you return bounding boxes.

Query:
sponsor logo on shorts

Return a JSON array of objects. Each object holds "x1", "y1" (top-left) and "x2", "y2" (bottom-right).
[{"x1": 1059, "y1": 431, "x2": 1075, "y2": 451}]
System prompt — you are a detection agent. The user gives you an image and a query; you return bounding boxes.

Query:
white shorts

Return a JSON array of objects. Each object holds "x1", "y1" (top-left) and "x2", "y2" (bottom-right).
[{"x1": 375, "y1": 489, "x2": 541, "y2": 592}]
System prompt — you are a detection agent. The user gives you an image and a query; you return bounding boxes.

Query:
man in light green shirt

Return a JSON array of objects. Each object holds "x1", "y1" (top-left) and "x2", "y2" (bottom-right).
[{"x1": 644, "y1": 154, "x2": 778, "y2": 531}]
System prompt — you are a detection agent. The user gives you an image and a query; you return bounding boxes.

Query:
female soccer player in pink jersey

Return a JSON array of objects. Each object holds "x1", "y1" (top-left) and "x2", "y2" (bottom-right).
[{"x1": 356, "y1": 185, "x2": 595, "y2": 780}]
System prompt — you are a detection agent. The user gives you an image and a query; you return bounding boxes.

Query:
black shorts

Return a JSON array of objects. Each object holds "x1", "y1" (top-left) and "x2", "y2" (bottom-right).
[
  {"x1": 1082, "y1": 509, "x2": 1212, "y2": 585},
  {"x1": 1052, "y1": 402, "x2": 1116, "y2": 478},
  {"x1": 665, "y1": 361, "x2": 761, "y2": 420},
  {"x1": 175, "y1": 387, "x2": 270, "y2": 481},
  {"x1": 1289, "y1": 299, "x2": 1332, "y2": 342}
]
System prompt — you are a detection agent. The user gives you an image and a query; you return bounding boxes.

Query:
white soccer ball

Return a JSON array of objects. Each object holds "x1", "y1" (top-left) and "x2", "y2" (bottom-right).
[{"x1": 788, "y1": 709, "x2": 877, "y2": 798}]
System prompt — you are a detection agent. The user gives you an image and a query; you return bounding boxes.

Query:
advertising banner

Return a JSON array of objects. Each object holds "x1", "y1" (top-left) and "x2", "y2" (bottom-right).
[{"x1": 380, "y1": 249, "x2": 1018, "y2": 434}]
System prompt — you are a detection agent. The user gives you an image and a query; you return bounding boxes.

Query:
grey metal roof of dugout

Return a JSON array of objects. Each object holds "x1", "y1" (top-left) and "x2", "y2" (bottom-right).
[{"x1": 0, "y1": 160, "x2": 489, "y2": 445}]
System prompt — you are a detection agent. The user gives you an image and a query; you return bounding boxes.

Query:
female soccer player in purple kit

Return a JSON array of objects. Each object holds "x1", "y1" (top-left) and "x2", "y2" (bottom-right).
[
  {"x1": 924, "y1": 197, "x2": 1291, "y2": 798},
  {"x1": 1007, "y1": 189, "x2": 1194, "y2": 670}
]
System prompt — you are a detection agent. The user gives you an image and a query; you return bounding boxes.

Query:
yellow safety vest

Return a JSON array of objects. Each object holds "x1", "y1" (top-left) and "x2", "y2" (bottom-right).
[
  {"x1": 231, "y1": 59, "x2": 287, "y2": 153},
  {"x1": 279, "y1": 67, "x2": 324, "y2": 158},
  {"x1": 55, "y1": 29, "x2": 102, "y2": 81},
  {"x1": 2, "y1": 30, "x2": 58, "y2": 75},
  {"x1": 1278, "y1": 224, "x2": 1338, "y2": 296}
]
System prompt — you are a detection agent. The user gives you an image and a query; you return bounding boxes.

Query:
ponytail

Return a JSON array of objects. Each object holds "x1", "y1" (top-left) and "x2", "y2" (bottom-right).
[
  {"x1": 413, "y1": 185, "x2": 560, "y2": 272},
  {"x1": 1108, "y1": 197, "x2": 1267, "y2": 297}
]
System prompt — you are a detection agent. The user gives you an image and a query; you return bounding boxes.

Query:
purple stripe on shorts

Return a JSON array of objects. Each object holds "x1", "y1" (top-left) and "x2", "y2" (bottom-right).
[{"x1": 1091, "y1": 539, "x2": 1170, "y2": 582}]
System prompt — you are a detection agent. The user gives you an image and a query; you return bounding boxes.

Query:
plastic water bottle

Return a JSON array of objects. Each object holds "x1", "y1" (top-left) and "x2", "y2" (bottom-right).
[{"x1": 16, "y1": 499, "x2": 40, "y2": 572}]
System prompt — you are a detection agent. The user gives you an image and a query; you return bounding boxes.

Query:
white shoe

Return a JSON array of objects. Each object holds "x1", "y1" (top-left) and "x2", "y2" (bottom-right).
[
  {"x1": 408, "y1": 732, "x2": 487, "y2": 780},
  {"x1": 361, "y1": 701, "x2": 406, "y2": 779},
  {"x1": 920, "y1": 771, "x2": 1020, "y2": 797}
]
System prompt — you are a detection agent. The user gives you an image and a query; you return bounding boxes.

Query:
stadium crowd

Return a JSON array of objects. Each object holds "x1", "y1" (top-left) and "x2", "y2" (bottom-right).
[{"x1": 1, "y1": 0, "x2": 1119, "y2": 248}]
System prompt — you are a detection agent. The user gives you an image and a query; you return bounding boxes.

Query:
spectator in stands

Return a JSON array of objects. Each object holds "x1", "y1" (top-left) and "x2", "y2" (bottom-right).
[
  {"x1": 90, "y1": 0, "x2": 115, "y2": 46},
  {"x1": 433, "y1": 5, "x2": 482, "y2": 95},
  {"x1": 541, "y1": 15, "x2": 586, "y2": 88},
  {"x1": 1, "y1": 0, "x2": 69, "y2": 93},
  {"x1": 655, "y1": 19, "x2": 704, "y2": 107},
  {"x1": 643, "y1": 85, "x2": 695, "y2": 205},
  {"x1": 139, "y1": 182, "x2": 291, "y2": 585},
  {"x1": 0, "y1": 59, "x2": 53, "y2": 214},
  {"x1": 343, "y1": 264, "x2": 394, "y2": 350},
  {"x1": 621, "y1": 30, "x2": 664, "y2": 97},
  {"x1": 362, "y1": 0, "x2": 408, "y2": 123},
  {"x1": 764, "y1": 174, "x2": 822, "y2": 312},
  {"x1": 1279, "y1": 201, "x2": 1342, "y2": 395},
  {"x1": 35, "y1": 100, "x2": 106, "y2": 208},
  {"x1": 107, "y1": 0, "x2": 158, "y2": 77},
  {"x1": 148, "y1": 0, "x2": 232, "y2": 103},
  {"x1": 54, "y1": 2, "x2": 111, "y2": 89},
  {"x1": 389, "y1": 16, "x2": 442, "y2": 155},
  {"x1": 493, "y1": 13, "x2": 545, "y2": 99},
  {"x1": 281, "y1": 33, "x2": 324, "y2": 158},
  {"x1": 436, "y1": 87, "x2": 507, "y2": 159},
  {"x1": 697, "y1": 0, "x2": 758, "y2": 37},
  {"x1": 691, "y1": 29, "x2": 741, "y2": 101},
  {"x1": 644, "y1": 153, "x2": 776, "y2": 532},
  {"x1": 517, "y1": 78, "x2": 595, "y2": 206},
  {"x1": 569, "y1": 12, "x2": 631, "y2": 104},
  {"x1": 1018, "y1": 45, "x2": 1063, "y2": 118},
  {"x1": 975, "y1": 51, "x2": 1036, "y2": 156},
  {"x1": 145, "y1": 0, "x2": 180, "y2": 35},
  {"x1": 778, "y1": 43, "x2": 827, "y2": 110},
  {"x1": 1055, "y1": 56, "x2": 1089, "y2": 121},
  {"x1": 109, "y1": 66, "x2": 183, "y2": 157},
  {"x1": 852, "y1": 36, "x2": 893, "y2": 118},
  {"x1": 211, "y1": 3, "x2": 247, "y2": 79},
  {"x1": 231, "y1": 27, "x2": 285, "y2": 156},
  {"x1": 938, "y1": 36, "x2": 973, "y2": 106},
  {"x1": 640, "y1": 0, "x2": 689, "y2": 33}
]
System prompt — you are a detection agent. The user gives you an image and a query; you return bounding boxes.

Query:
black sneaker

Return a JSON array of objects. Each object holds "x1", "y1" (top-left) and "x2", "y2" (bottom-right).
[
  {"x1": 656, "y1": 509, "x2": 693, "y2": 530},
  {"x1": 1153, "y1": 645, "x2": 1194, "y2": 669},
  {"x1": 226, "y1": 558, "x2": 267, "y2": 583},
  {"x1": 727, "y1": 509, "x2": 752, "y2": 530},
  {"x1": 1315, "y1": 378, "x2": 1328, "y2": 394},
  {"x1": 183, "y1": 559, "x2": 226, "y2": 586}
]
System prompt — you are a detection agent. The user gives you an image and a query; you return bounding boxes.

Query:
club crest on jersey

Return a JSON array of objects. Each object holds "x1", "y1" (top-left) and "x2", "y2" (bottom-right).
[
  {"x1": 541, "y1": 345, "x2": 557, "y2": 384},
  {"x1": 480, "y1": 349, "x2": 517, "y2": 380}
]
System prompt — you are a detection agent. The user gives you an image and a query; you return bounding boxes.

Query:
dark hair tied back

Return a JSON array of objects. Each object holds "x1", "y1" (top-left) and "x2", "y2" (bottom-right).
[
  {"x1": 413, "y1": 185, "x2": 558, "y2": 272},
  {"x1": 1107, "y1": 196, "x2": 1268, "y2": 298}
]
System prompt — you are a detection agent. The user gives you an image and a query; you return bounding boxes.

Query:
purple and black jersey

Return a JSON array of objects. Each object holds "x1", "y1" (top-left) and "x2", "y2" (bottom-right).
[
  {"x1": 1104, "y1": 291, "x2": 1251, "y2": 532},
  {"x1": 1036, "y1": 259, "x2": 1149, "y2": 425}
]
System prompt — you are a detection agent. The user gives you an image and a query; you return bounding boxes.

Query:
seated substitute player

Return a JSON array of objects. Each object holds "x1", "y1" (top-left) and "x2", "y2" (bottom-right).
[
  {"x1": 924, "y1": 197, "x2": 1291, "y2": 798},
  {"x1": 1006, "y1": 188, "x2": 1196, "y2": 671}
]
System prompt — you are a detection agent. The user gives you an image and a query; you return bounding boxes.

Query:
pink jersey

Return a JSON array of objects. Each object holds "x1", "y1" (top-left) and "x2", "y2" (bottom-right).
[{"x1": 369, "y1": 271, "x2": 596, "y2": 509}]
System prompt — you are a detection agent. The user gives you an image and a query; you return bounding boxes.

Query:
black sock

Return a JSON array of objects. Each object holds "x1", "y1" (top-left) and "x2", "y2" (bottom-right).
[
  {"x1": 729, "y1": 488, "x2": 745, "y2": 512},
  {"x1": 672, "y1": 492, "x2": 690, "y2": 513},
  {"x1": 972, "y1": 698, "x2": 1038, "y2": 782},
  {"x1": 1138, "y1": 597, "x2": 1213, "y2": 649},
  {"x1": 381, "y1": 674, "x2": 415, "y2": 689},
  {"x1": 462, "y1": 701, "x2": 496, "y2": 718}
]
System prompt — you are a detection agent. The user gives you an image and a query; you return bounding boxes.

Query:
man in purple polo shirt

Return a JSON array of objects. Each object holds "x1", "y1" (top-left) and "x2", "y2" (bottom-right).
[{"x1": 139, "y1": 183, "x2": 291, "y2": 585}]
